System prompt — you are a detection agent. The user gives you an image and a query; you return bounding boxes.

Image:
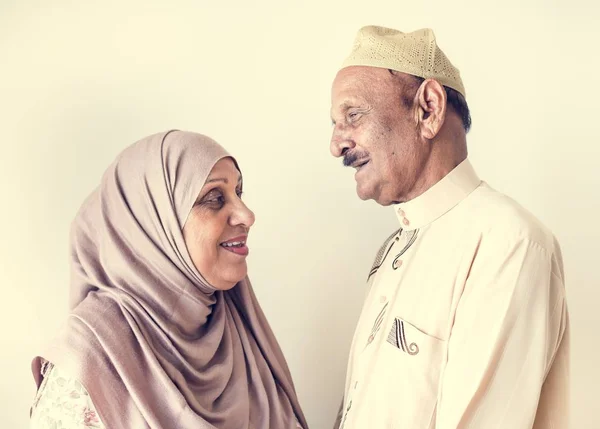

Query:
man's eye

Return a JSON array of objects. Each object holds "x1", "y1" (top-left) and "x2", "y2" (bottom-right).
[{"x1": 236, "y1": 189, "x2": 243, "y2": 198}]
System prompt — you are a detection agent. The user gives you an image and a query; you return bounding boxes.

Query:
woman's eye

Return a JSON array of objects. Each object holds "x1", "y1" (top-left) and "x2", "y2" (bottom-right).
[
  {"x1": 199, "y1": 192, "x2": 225, "y2": 208},
  {"x1": 197, "y1": 187, "x2": 241, "y2": 209},
  {"x1": 209, "y1": 196, "x2": 226, "y2": 206}
]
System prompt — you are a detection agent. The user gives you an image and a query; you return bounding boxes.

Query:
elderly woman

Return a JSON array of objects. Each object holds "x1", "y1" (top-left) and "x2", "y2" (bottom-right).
[{"x1": 29, "y1": 130, "x2": 307, "y2": 429}]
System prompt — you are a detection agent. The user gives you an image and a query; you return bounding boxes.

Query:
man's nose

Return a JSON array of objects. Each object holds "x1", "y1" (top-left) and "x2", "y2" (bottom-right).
[{"x1": 330, "y1": 127, "x2": 355, "y2": 158}]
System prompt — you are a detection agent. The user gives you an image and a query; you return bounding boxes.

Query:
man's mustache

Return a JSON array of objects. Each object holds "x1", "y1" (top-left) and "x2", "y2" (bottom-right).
[{"x1": 343, "y1": 150, "x2": 369, "y2": 167}]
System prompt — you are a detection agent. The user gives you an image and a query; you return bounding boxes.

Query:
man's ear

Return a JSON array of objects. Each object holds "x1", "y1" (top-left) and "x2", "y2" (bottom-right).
[{"x1": 415, "y1": 79, "x2": 447, "y2": 140}]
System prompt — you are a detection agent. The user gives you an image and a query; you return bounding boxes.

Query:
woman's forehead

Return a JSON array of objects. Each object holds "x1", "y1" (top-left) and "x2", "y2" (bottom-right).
[{"x1": 205, "y1": 158, "x2": 242, "y2": 184}]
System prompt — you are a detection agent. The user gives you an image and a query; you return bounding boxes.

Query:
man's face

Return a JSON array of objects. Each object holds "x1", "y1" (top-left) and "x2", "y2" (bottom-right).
[{"x1": 330, "y1": 66, "x2": 429, "y2": 205}]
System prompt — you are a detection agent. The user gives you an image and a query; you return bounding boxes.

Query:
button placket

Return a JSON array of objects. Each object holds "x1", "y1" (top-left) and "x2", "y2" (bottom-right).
[{"x1": 397, "y1": 208, "x2": 410, "y2": 226}]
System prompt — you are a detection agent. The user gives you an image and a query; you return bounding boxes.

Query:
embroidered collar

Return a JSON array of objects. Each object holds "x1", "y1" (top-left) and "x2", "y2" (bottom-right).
[{"x1": 393, "y1": 159, "x2": 481, "y2": 231}]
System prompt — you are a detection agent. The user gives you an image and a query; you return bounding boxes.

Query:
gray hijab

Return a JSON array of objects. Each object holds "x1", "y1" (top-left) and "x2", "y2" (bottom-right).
[{"x1": 32, "y1": 130, "x2": 307, "y2": 429}]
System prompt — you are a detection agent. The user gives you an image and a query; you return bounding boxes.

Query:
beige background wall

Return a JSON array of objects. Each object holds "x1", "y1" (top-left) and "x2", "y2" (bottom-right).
[{"x1": 1, "y1": 0, "x2": 598, "y2": 427}]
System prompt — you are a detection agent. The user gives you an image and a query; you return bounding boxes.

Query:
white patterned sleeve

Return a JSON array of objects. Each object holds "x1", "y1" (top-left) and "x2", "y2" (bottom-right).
[{"x1": 30, "y1": 361, "x2": 105, "y2": 429}]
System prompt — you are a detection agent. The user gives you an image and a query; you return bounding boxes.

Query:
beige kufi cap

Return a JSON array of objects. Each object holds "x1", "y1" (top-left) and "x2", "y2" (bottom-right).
[{"x1": 342, "y1": 26, "x2": 466, "y2": 97}]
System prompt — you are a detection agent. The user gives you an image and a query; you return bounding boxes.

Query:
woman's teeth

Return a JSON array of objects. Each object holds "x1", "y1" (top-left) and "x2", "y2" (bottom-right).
[{"x1": 221, "y1": 241, "x2": 245, "y2": 248}]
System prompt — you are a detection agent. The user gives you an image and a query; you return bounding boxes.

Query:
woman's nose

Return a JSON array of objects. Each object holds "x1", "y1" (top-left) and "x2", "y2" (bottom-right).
[{"x1": 230, "y1": 200, "x2": 255, "y2": 228}]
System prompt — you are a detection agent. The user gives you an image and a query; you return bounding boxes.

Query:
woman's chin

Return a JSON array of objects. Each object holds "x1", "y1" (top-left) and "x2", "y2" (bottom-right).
[{"x1": 215, "y1": 267, "x2": 248, "y2": 290}]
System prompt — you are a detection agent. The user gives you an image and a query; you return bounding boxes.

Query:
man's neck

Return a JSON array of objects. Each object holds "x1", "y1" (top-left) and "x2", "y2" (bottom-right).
[{"x1": 403, "y1": 136, "x2": 468, "y2": 203}]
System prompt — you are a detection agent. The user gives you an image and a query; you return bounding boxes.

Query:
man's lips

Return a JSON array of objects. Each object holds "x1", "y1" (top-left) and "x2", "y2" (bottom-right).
[{"x1": 352, "y1": 159, "x2": 370, "y2": 170}]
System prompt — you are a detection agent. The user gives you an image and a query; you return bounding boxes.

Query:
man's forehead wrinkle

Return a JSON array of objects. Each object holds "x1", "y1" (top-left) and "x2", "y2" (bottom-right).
[
  {"x1": 336, "y1": 70, "x2": 395, "y2": 103},
  {"x1": 332, "y1": 68, "x2": 397, "y2": 121}
]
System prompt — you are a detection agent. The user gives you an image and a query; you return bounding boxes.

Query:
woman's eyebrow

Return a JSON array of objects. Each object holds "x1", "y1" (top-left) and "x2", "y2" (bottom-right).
[
  {"x1": 205, "y1": 174, "x2": 242, "y2": 185},
  {"x1": 205, "y1": 177, "x2": 228, "y2": 184}
]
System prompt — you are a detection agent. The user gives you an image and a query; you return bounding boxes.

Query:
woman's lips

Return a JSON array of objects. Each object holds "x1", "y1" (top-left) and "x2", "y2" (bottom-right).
[{"x1": 220, "y1": 236, "x2": 249, "y2": 256}]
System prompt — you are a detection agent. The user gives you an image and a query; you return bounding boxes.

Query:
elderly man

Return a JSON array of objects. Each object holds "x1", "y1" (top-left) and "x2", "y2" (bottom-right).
[{"x1": 330, "y1": 26, "x2": 569, "y2": 429}]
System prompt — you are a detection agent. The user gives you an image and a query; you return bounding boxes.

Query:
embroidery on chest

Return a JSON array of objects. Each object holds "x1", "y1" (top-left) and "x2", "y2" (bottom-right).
[
  {"x1": 391, "y1": 229, "x2": 419, "y2": 270},
  {"x1": 367, "y1": 229, "x2": 420, "y2": 281},
  {"x1": 386, "y1": 318, "x2": 420, "y2": 355},
  {"x1": 367, "y1": 229, "x2": 401, "y2": 280},
  {"x1": 365, "y1": 301, "x2": 388, "y2": 347}
]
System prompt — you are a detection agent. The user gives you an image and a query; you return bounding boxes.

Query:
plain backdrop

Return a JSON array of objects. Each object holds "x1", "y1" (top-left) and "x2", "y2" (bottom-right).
[{"x1": 1, "y1": 0, "x2": 598, "y2": 427}]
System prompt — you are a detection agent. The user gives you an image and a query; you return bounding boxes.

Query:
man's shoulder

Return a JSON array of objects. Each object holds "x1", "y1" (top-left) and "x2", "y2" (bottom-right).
[{"x1": 466, "y1": 182, "x2": 558, "y2": 252}]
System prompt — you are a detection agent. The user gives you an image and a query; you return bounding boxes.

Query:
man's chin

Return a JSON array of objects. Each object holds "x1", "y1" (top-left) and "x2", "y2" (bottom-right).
[
  {"x1": 356, "y1": 183, "x2": 382, "y2": 204},
  {"x1": 355, "y1": 182, "x2": 372, "y2": 201},
  {"x1": 356, "y1": 184, "x2": 395, "y2": 206}
]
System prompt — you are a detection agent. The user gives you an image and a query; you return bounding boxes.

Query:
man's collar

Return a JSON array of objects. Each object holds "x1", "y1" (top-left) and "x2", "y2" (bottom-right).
[{"x1": 393, "y1": 159, "x2": 481, "y2": 231}]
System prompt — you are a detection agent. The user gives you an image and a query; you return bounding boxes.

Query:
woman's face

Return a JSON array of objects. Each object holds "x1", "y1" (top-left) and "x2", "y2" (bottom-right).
[{"x1": 183, "y1": 157, "x2": 255, "y2": 290}]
